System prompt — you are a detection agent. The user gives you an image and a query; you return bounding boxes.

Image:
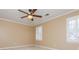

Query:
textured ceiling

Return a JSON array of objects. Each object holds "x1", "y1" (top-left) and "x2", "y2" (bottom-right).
[{"x1": 0, "y1": 9, "x2": 77, "y2": 26}]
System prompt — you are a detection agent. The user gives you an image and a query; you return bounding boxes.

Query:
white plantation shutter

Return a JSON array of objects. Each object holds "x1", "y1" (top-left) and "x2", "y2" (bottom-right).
[
  {"x1": 36, "y1": 26, "x2": 43, "y2": 41},
  {"x1": 67, "y1": 16, "x2": 79, "y2": 42}
]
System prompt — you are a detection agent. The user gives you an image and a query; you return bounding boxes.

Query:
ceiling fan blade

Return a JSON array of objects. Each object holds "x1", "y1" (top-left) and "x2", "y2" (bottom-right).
[
  {"x1": 33, "y1": 15, "x2": 42, "y2": 18},
  {"x1": 21, "y1": 15, "x2": 28, "y2": 18},
  {"x1": 18, "y1": 9, "x2": 28, "y2": 14},
  {"x1": 31, "y1": 9, "x2": 37, "y2": 14}
]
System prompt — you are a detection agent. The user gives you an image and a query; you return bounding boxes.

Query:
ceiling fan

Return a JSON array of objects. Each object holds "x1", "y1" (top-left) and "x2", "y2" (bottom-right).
[{"x1": 18, "y1": 9, "x2": 42, "y2": 21}]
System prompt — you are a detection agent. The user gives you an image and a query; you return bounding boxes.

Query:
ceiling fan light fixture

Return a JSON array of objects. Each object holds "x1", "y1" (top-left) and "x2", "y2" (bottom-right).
[{"x1": 28, "y1": 15, "x2": 33, "y2": 19}]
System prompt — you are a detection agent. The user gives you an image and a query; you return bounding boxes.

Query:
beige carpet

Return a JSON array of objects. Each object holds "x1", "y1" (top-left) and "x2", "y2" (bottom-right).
[{"x1": 2, "y1": 46, "x2": 49, "y2": 50}]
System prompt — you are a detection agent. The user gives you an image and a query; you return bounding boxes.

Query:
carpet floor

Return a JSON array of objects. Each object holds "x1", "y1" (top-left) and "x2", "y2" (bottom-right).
[{"x1": 2, "y1": 46, "x2": 49, "y2": 50}]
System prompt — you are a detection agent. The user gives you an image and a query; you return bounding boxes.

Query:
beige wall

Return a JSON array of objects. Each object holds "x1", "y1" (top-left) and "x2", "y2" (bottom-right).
[
  {"x1": 39, "y1": 10, "x2": 79, "y2": 50},
  {"x1": 0, "y1": 19, "x2": 35, "y2": 48}
]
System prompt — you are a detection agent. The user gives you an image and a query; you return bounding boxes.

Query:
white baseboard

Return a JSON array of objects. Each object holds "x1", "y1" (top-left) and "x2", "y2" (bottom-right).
[
  {"x1": 0, "y1": 44, "x2": 58, "y2": 50},
  {"x1": 35, "y1": 45, "x2": 58, "y2": 50},
  {"x1": 0, "y1": 44, "x2": 35, "y2": 50}
]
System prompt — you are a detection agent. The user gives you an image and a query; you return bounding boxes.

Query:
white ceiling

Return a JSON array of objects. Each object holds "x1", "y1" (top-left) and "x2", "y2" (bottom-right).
[{"x1": 0, "y1": 9, "x2": 77, "y2": 26}]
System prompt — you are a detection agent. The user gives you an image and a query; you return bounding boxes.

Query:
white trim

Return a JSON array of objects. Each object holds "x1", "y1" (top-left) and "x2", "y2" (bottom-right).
[
  {"x1": 0, "y1": 44, "x2": 34, "y2": 50},
  {"x1": 0, "y1": 18, "x2": 34, "y2": 26},
  {"x1": 0, "y1": 44, "x2": 58, "y2": 50},
  {"x1": 35, "y1": 45, "x2": 58, "y2": 50}
]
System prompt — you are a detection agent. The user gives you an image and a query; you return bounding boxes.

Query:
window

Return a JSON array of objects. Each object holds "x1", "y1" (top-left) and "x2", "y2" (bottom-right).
[
  {"x1": 36, "y1": 26, "x2": 43, "y2": 41},
  {"x1": 67, "y1": 16, "x2": 79, "y2": 42}
]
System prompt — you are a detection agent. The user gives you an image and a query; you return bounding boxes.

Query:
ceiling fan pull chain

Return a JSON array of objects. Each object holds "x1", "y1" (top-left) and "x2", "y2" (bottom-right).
[{"x1": 31, "y1": 18, "x2": 34, "y2": 21}]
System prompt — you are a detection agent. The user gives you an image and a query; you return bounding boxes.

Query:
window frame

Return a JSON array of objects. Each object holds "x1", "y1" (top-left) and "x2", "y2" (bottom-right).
[
  {"x1": 36, "y1": 26, "x2": 43, "y2": 41},
  {"x1": 67, "y1": 15, "x2": 79, "y2": 43}
]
